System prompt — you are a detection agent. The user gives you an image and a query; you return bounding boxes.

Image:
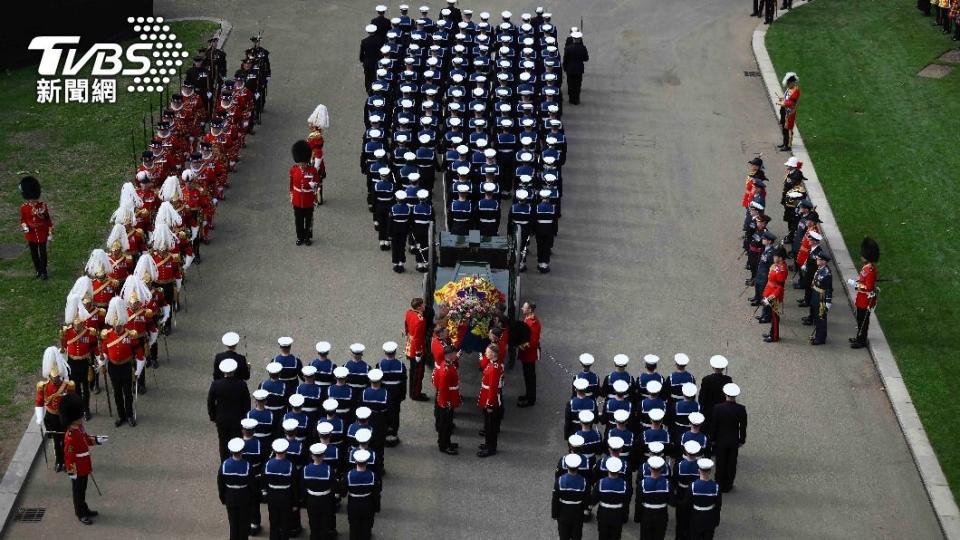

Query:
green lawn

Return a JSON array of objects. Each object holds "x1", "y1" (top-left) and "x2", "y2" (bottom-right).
[
  {"x1": 0, "y1": 21, "x2": 219, "y2": 418},
  {"x1": 767, "y1": 0, "x2": 960, "y2": 500}
]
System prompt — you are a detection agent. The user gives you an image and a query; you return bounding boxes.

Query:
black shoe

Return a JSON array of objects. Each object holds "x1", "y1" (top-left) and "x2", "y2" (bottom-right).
[
  {"x1": 779, "y1": 146, "x2": 791, "y2": 151},
  {"x1": 138, "y1": 385, "x2": 147, "y2": 394},
  {"x1": 757, "y1": 318, "x2": 770, "y2": 324},
  {"x1": 797, "y1": 302, "x2": 810, "y2": 308},
  {"x1": 39, "y1": 273, "x2": 49, "y2": 280},
  {"x1": 477, "y1": 448, "x2": 496, "y2": 457},
  {"x1": 128, "y1": 416, "x2": 137, "y2": 427},
  {"x1": 763, "y1": 336, "x2": 779, "y2": 343},
  {"x1": 851, "y1": 341, "x2": 866, "y2": 349},
  {"x1": 848, "y1": 337, "x2": 858, "y2": 343},
  {"x1": 84, "y1": 412, "x2": 92, "y2": 421},
  {"x1": 115, "y1": 418, "x2": 126, "y2": 427},
  {"x1": 810, "y1": 340, "x2": 825, "y2": 346},
  {"x1": 55, "y1": 463, "x2": 64, "y2": 472},
  {"x1": 79, "y1": 516, "x2": 93, "y2": 525},
  {"x1": 305, "y1": 239, "x2": 312, "y2": 246},
  {"x1": 250, "y1": 524, "x2": 262, "y2": 536},
  {"x1": 479, "y1": 443, "x2": 488, "y2": 450},
  {"x1": 411, "y1": 394, "x2": 430, "y2": 402},
  {"x1": 86, "y1": 510, "x2": 98, "y2": 517},
  {"x1": 440, "y1": 446, "x2": 459, "y2": 455},
  {"x1": 750, "y1": 300, "x2": 762, "y2": 306},
  {"x1": 449, "y1": 442, "x2": 459, "y2": 450},
  {"x1": 517, "y1": 399, "x2": 535, "y2": 408},
  {"x1": 296, "y1": 239, "x2": 304, "y2": 246},
  {"x1": 801, "y1": 318, "x2": 813, "y2": 326},
  {"x1": 751, "y1": 11, "x2": 760, "y2": 15}
]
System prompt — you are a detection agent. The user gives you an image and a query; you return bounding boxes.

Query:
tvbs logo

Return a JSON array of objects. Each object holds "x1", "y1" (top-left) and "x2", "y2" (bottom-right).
[{"x1": 29, "y1": 36, "x2": 153, "y2": 76}]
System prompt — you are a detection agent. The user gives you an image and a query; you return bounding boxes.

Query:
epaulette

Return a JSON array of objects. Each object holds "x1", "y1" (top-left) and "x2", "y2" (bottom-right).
[
  {"x1": 98, "y1": 308, "x2": 106, "y2": 316},
  {"x1": 145, "y1": 309, "x2": 154, "y2": 318},
  {"x1": 66, "y1": 380, "x2": 76, "y2": 388},
  {"x1": 172, "y1": 253, "x2": 181, "y2": 261},
  {"x1": 135, "y1": 228, "x2": 144, "y2": 235},
  {"x1": 100, "y1": 329, "x2": 111, "y2": 339},
  {"x1": 126, "y1": 329, "x2": 138, "y2": 338},
  {"x1": 87, "y1": 327, "x2": 97, "y2": 335},
  {"x1": 125, "y1": 254, "x2": 133, "y2": 261},
  {"x1": 110, "y1": 278, "x2": 120, "y2": 286},
  {"x1": 36, "y1": 381, "x2": 45, "y2": 391}
]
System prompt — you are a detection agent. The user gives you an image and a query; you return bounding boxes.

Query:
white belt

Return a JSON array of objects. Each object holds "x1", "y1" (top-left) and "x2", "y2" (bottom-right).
[
  {"x1": 383, "y1": 380, "x2": 401, "y2": 385},
  {"x1": 479, "y1": 218, "x2": 496, "y2": 223},
  {"x1": 393, "y1": 219, "x2": 409, "y2": 223},
  {"x1": 678, "y1": 482, "x2": 690, "y2": 489},
  {"x1": 254, "y1": 433, "x2": 269, "y2": 438},
  {"x1": 268, "y1": 484, "x2": 290, "y2": 489},
  {"x1": 308, "y1": 489, "x2": 331, "y2": 496},
  {"x1": 537, "y1": 219, "x2": 553, "y2": 223},
  {"x1": 559, "y1": 499, "x2": 582, "y2": 505},
  {"x1": 480, "y1": 384, "x2": 491, "y2": 389},
  {"x1": 452, "y1": 218, "x2": 469, "y2": 222},
  {"x1": 643, "y1": 503, "x2": 667, "y2": 509},
  {"x1": 76, "y1": 452, "x2": 90, "y2": 458},
  {"x1": 349, "y1": 492, "x2": 372, "y2": 497},
  {"x1": 414, "y1": 220, "x2": 432, "y2": 224},
  {"x1": 226, "y1": 484, "x2": 248, "y2": 489},
  {"x1": 303, "y1": 407, "x2": 318, "y2": 412},
  {"x1": 513, "y1": 220, "x2": 529, "y2": 225},
  {"x1": 693, "y1": 504, "x2": 715, "y2": 511},
  {"x1": 599, "y1": 502, "x2": 623, "y2": 509},
  {"x1": 448, "y1": 386, "x2": 459, "y2": 390}
]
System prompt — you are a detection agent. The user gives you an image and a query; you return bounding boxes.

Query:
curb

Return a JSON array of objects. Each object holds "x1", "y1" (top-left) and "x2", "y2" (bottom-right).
[
  {"x1": 752, "y1": 7, "x2": 960, "y2": 538},
  {"x1": 0, "y1": 16, "x2": 230, "y2": 536}
]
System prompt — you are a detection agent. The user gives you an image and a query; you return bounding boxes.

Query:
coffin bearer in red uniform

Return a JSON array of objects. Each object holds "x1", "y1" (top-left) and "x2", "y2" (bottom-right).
[
  {"x1": 307, "y1": 104, "x2": 330, "y2": 205},
  {"x1": 435, "y1": 346, "x2": 462, "y2": 455},
  {"x1": 762, "y1": 247, "x2": 789, "y2": 343},
  {"x1": 61, "y1": 393, "x2": 108, "y2": 525},
  {"x1": 477, "y1": 344, "x2": 504, "y2": 457},
  {"x1": 61, "y1": 294, "x2": 98, "y2": 419},
  {"x1": 18, "y1": 176, "x2": 53, "y2": 279},
  {"x1": 290, "y1": 140, "x2": 319, "y2": 246},
  {"x1": 517, "y1": 301, "x2": 542, "y2": 408},
  {"x1": 849, "y1": 237, "x2": 880, "y2": 349},
  {"x1": 100, "y1": 296, "x2": 144, "y2": 427},
  {"x1": 403, "y1": 298, "x2": 429, "y2": 401},
  {"x1": 35, "y1": 346, "x2": 74, "y2": 471},
  {"x1": 777, "y1": 72, "x2": 800, "y2": 152}
]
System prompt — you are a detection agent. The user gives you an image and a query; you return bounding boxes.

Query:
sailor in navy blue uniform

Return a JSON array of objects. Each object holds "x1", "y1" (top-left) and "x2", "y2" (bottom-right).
[
  {"x1": 343, "y1": 448, "x2": 379, "y2": 540},
  {"x1": 596, "y1": 437, "x2": 633, "y2": 492},
  {"x1": 344, "y1": 344, "x2": 371, "y2": 394},
  {"x1": 604, "y1": 380, "x2": 633, "y2": 432},
  {"x1": 571, "y1": 354, "x2": 600, "y2": 399},
  {"x1": 640, "y1": 442, "x2": 672, "y2": 479},
  {"x1": 574, "y1": 410, "x2": 603, "y2": 465},
  {"x1": 281, "y1": 418, "x2": 307, "y2": 471},
  {"x1": 415, "y1": 136, "x2": 436, "y2": 189},
  {"x1": 264, "y1": 438, "x2": 298, "y2": 540},
  {"x1": 674, "y1": 440, "x2": 703, "y2": 540},
  {"x1": 601, "y1": 354, "x2": 633, "y2": 401},
  {"x1": 681, "y1": 412, "x2": 709, "y2": 453},
  {"x1": 361, "y1": 370, "x2": 390, "y2": 455},
  {"x1": 347, "y1": 428, "x2": 382, "y2": 481},
  {"x1": 606, "y1": 410, "x2": 637, "y2": 469},
  {"x1": 346, "y1": 407, "x2": 375, "y2": 450},
  {"x1": 375, "y1": 342, "x2": 407, "y2": 446},
  {"x1": 297, "y1": 367, "x2": 323, "y2": 427},
  {"x1": 642, "y1": 409, "x2": 670, "y2": 456},
  {"x1": 310, "y1": 342, "x2": 336, "y2": 395},
  {"x1": 411, "y1": 189, "x2": 434, "y2": 272},
  {"x1": 260, "y1": 363, "x2": 287, "y2": 433},
  {"x1": 273, "y1": 337, "x2": 303, "y2": 398},
  {"x1": 508, "y1": 189, "x2": 533, "y2": 271},
  {"x1": 327, "y1": 369, "x2": 356, "y2": 423},
  {"x1": 302, "y1": 443, "x2": 336, "y2": 540},
  {"x1": 807, "y1": 250, "x2": 833, "y2": 345},
  {"x1": 247, "y1": 390, "x2": 276, "y2": 441},
  {"x1": 634, "y1": 456, "x2": 671, "y2": 539},
  {"x1": 565, "y1": 378, "x2": 598, "y2": 436},
  {"x1": 555, "y1": 434, "x2": 592, "y2": 479},
  {"x1": 283, "y1": 394, "x2": 310, "y2": 443},
  {"x1": 388, "y1": 191, "x2": 413, "y2": 273},
  {"x1": 449, "y1": 183, "x2": 474, "y2": 234},
  {"x1": 365, "y1": 150, "x2": 389, "y2": 211},
  {"x1": 239, "y1": 419, "x2": 266, "y2": 535},
  {"x1": 592, "y1": 456, "x2": 628, "y2": 540},
  {"x1": 373, "y1": 167, "x2": 395, "y2": 250},
  {"x1": 219, "y1": 438, "x2": 254, "y2": 540},
  {"x1": 639, "y1": 382, "x2": 667, "y2": 431},
  {"x1": 316, "y1": 421, "x2": 344, "y2": 478},
  {"x1": 397, "y1": 152, "x2": 419, "y2": 185},
  {"x1": 665, "y1": 354, "x2": 696, "y2": 401},
  {"x1": 552, "y1": 453, "x2": 588, "y2": 540},
  {"x1": 682, "y1": 458, "x2": 722, "y2": 539},
  {"x1": 638, "y1": 355, "x2": 665, "y2": 395},
  {"x1": 534, "y1": 188, "x2": 558, "y2": 273},
  {"x1": 477, "y1": 182, "x2": 501, "y2": 236}
]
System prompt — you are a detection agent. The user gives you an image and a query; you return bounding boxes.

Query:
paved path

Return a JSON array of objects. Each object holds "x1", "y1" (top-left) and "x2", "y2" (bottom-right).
[{"x1": 5, "y1": 0, "x2": 942, "y2": 539}]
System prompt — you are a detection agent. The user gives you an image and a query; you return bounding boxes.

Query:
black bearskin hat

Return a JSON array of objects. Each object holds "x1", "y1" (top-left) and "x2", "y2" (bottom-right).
[
  {"x1": 18, "y1": 176, "x2": 41, "y2": 200},
  {"x1": 860, "y1": 237, "x2": 880, "y2": 263},
  {"x1": 291, "y1": 140, "x2": 312, "y2": 163},
  {"x1": 59, "y1": 393, "x2": 85, "y2": 425}
]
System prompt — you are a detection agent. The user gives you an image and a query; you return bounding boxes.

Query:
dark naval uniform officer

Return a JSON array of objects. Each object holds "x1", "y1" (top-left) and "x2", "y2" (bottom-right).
[
  {"x1": 562, "y1": 31, "x2": 589, "y2": 104},
  {"x1": 208, "y1": 358, "x2": 252, "y2": 461},
  {"x1": 215, "y1": 331, "x2": 251, "y2": 381},
  {"x1": 708, "y1": 383, "x2": 747, "y2": 493}
]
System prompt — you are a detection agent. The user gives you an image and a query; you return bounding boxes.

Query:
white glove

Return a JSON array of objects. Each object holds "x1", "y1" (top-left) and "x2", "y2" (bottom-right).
[
  {"x1": 47, "y1": 234, "x2": 54, "y2": 243},
  {"x1": 847, "y1": 278, "x2": 856, "y2": 287},
  {"x1": 149, "y1": 331, "x2": 159, "y2": 347},
  {"x1": 761, "y1": 298, "x2": 770, "y2": 306},
  {"x1": 135, "y1": 359, "x2": 146, "y2": 377},
  {"x1": 212, "y1": 198, "x2": 219, "y2": 206},
  {"x1": 308, "y1": 181, "x2": 317, "y2": 189},
  {"x1": 34, "y1": 407, "x2": 44, "y2": 426},
  {"x1": 21, "y1": 224, "x2": 29, "y2": 232},
  {"x1": 96, "y1": 435, "x2": 109, "y2": 444},
  {"x1": 175, "y1": 278, "x2": 183, "y2": 290},
  {"x1": 825, "y1": 303, "x2": 832, "y2": 310},
  {"x1": 69, "y1": 473, "x2": 78, "y2": 480}
]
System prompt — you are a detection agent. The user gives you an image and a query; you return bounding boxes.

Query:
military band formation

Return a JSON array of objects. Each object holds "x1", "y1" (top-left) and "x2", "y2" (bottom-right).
[{"x1": 356, "y1": 2, "x2": 588, "y2": 273}]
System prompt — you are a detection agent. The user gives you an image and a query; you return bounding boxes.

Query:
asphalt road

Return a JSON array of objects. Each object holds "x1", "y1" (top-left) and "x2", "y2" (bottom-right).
[{"x1": 4, "y1": 0, "x2": 943, "y2": 539}]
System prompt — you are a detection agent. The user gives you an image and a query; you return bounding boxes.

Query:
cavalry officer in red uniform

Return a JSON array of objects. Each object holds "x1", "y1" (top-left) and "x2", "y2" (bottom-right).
[
  {"x1": 849, "y1": 237, "x2": 880, "y2": 349},
  {"x1": 61, "y1": 393, "x2": 108, "y2": 525},
  {"x1": 778, "y1": 72, "x2": 800, "y2": 152},
  {"x1": 61, "y1": 294, "x2": 98, "y2": 419},
  {"x1": 435, "y1": 345, "x2": 462, "y2": 455},
  {"x1": 150, "y1": 224, "x2": 183, "y2": 314},
  {"x1": 517, "y1": 301, "x2": 542, "y2": 408},
  {"x1": 18, "y1": 176, "x2": 53, "y2": 279},
  {"x1": 762, "y1": 247, "x2": 789, "y2": 343},
  {"x1": 290, "y1": 140, "x2": 319, "y2": 246},
  {"x1": 121, "y1": 275, "x2": 157, "y2": 394},
  {"x1": 477, "y1": 343, "x2": 503, "y2": 457},
  {"x1": 35, "y1": 346, "x2": 75, "y2": 471},
  {"x1": 403, "y1": 297, "x2": 428, "y2": 401},
  {"x1": 100, "y1": 297, "x2": 145, "y2": 427},
  {"x1": 85, "y1": 249, "x2": 118, "y2": 311}
]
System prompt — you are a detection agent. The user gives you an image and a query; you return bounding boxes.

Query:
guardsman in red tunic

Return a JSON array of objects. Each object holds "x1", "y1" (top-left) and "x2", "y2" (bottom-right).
[
  {"x1": 61, "y1": 294, "x2": 99, "y2": 419},
  {"x1": 435, "y1": 346, "x2": 461, "y2": 455},
  {"x1": 477, "y1": 343, "x2": 504, "y2": 457},
  {"x1": 18, "y1": 176, "x2": 53, "y2": 279},
  {"x1": 517, "y1": 301, "x2": 542, "y2": 408},
  {"x1": 101, "y1": 296, "x2": 144, "y2": 427},
  {"x1": 290, "y1": 140, "x2": 319, "y2": 245},
  {"x1": 849, "y1": 237, "x2": 880, "y2": 349},
  {"x1": 403, "y1": 298, "x2": 428, "y2": 400},
  {"x1": 60, "y1": 393, "x2": 107, "y2": 525},
  {"x1": 762, "y1": 247, "x2": 789, "y2": 343},
  {"x1": 740, "y1": 158, "x2": 764, "y2": 210},
  {"x1": 35, "y1": 346, "x2": 75, "y2": 471},
  {"x1": 778, "y1": 72, "x2": 800, "y2": 152}
]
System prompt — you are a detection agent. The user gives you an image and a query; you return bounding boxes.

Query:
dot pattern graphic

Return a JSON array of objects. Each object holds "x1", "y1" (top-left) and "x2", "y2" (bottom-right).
[{"x1": 126, "y1": 16, "x2": 189, "y2": 93}]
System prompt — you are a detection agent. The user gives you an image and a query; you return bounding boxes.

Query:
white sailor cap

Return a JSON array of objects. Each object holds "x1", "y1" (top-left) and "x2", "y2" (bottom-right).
[
  {"x1": 403, "y1": 151, "x2": 416, "y2": 161},
  {"x1": 371, "y1": 82, "x2": 384, "y2": 92},
  {"x1": 355, "y1": 428, "x2": 372, "y2": 443},
  {"x1": 418, "y1": 134, "x2": 432, "y2": 144},
  {"x1": 482, "y1": 182, "x2": 497, "y2": 193},
  {"x1": 519, "y1": 152, "x2": 534, "y2": 163},
  {"x1": 241, "y1": 418, "x2": 258, "y2": 430},
  {"x1": 409, "y1": 172, "x2": 422, "y2": 182},
  {"x1": 222, "y1": 332, "x2": 240, "y2": 347},
  {"x1": 674, "y1": 353, "x2": 690, "y2": 366},
  {"x1": 683, "y1": 440, "x2": 703, "y2": 455},
  {"x1": 612, "y1": 380, "x2": 630, "y2": 394},
  {"x1": 355, "y1": 406, "x2": 372, "y2": 420},
  {"x1": 647, "y1": 455, "x2": 666, "y2": 469},
  {"x1": 723, "y1": 383, "x2": 741, "y2": 397},
  {"x1": 521, "y1": 12, "x2": 532, "y2": 21},
  {"x1": 709, "y1": 355, "x2": 728, "y2": 369},
  {"x1": 449, "y1": 117, "x2": 463, "y2": 126},
  {"x1": 475, "y1": 135, "x2": 488, "y2": 145},
  {"x1": 579, "y1": 353, "x2": 595, "y2": 366},
  {"x1": 483, "y1": 148, "x2": 497, "y2": 158},
  {"x1": 645, "y1": 380, "x2": 662, "y2": 395},
  {"x1": 564, "y1": 453, "x2": 582, "y2": 469},
  {"x1": 647, "y1": 441, "x2": 665, "y2": 454},
  {"x1": 354, "y1": 449, "x2": 372, "y2": 463},
  {"x1": 543, "y1": 173, "x2": 557, "y2": 183},
  {"x1": 568, "y1": 434, "x2": 585, "y2": 447},
  {"x1": 375, "y1": 4, "x2": 387, "y2": 12},
  {"x1": 395, "y1": 133, "x2": 409, "y2": 142},
  {"x1": 643, "y1": 354, "x2": 659, "y2": 365},
  {"x1": 457, "y1": 184, "x2": 471, "y2": 194},
  {"x1": 697, "y1": 458, "x2": 715, "y2": 470},
  {"x1": 456, "y1": 165, "x2": 471, "y2": 176},
  {"x1": 227, "y1": 437, "x2": 245, "y2": 453},
  {"x1": 333, "y1": 366, "x2": 349, "y2": 379},
  {"x1": 315, "y1": 341, "x2": 331, "y2": 354},
  {"x1": 613, "y1": 354, "x2": 630, "y2": 367},
  {"x1": 289, "y1": 394, "x2": 305, "y2": 407},
  {"x1": 573, "y1": 378, "x2": 589, "y2": 391},
  {"x1": 349, "y1": 343, "x2": 365, "y2": 354},
  {"x1": 368, "y1": 369, "x2": 384, "y2": 382},
  {"x1": 369, "y1": 129, "x2": 383, "y2": 139},
  {"x1": 463, "y1": 9, "x2": 473, "y2": 15},
  {"x1": 272, "y1": 438, "x2": 290, "y2": 453},
  {"x1": 301, "y1": 365, "x2": 317, "y2": 377},
  {"x1": 501, "y1": 10, "x2": 512, "y2": 18},
  {"x1": 278, "y1": 336, "x2": 294, "y2": 347},
  {"x1": 417, "y1": 189, "x2": 430, "y2": 200},
  {"x1": 515, "y1": 189, "x2": 529, "y2": 200},
  {"x1": 606, "y1": 457, "x2": 623, "y2": 473},
  {"x1": 372, "y1": 147, "x2": 386, "y2": 158},
  {"x1": 577, "y1": 410, "x2": 595, "y2": 423},
  {"x1": 266, "y1": 362, "x2": 282, "y2": 375},
  {"x1": 366, "y1": 24, "x2": 379, "y2": 33},
  {"x1": 608, "y1": 436, "x2": 624, "y2": 450},
  {"x1": 571, "y1": 31, "x2": 583, "y2": 38},
  {"x1": 317, "y1": 421, "x2": 334, "y2": 435},
  {"x1": 519, "y1": 71, "x2": 532, "y2": 81},
  {"x1": 809, "y1": 231, "x2": 823, "y2": 241},
  {"x1": 613, "y1": 409, "x2": 630, "y2": 423},
  {"x1": 787, "y1": 190, "x2": 805, "y2": 199},
  {"x1": 322, "y1": 398, "x2": 338, "y2": 411},
  {"x1": 282, "y1": 418, "x2": 299, "y2": 431},
  {"x1": 785, "y1": 156, "x2": 801, "y2": 168},
  {"x1": 538, "y1": 188, "x2": 552, "y2": 198},
  {"x1": 395, "y1": 191, "x2": 408, "y2": 201},
  {"x1": 252, "y1": 389, "x2": 269, "y2": 401},
  {"x1": 682, "y1": 382, "x2": 698, "y2": 398},
  {"x1": 689, "y1": 412, "x2": 705, "y2": 425},
  {"x1": 310, "y1": 442, "x2": 327, "y2": 455},
  {"x1": 219, "y1": 358, "x2": 238, "y2": 374},
  {"x1": 419, "y1": 5, "x2": 430, "y2": 12},
  {"x1": 648, "y1": 408, "x2": 666, "y2": 422}
]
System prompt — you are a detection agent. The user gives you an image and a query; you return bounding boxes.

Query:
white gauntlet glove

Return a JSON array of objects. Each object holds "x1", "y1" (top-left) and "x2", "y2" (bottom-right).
[
  {"x1": 135, "y1": 359, "x2": 146, "y2": 377},
  {"x1": 34, "y1": 407, "x2": 44, "y2": 426},
  {"x1": 96, "y1": 435, "x2": 109, "y2": 444}
]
